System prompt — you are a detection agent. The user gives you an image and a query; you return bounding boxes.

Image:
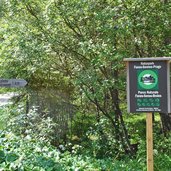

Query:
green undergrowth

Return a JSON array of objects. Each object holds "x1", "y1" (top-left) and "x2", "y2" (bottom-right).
[
  {"x1": 0, "y1": 106, "x2": 170, "y2": 170},
  {"x1": 0, "y1": 131, "x2": 170, "y2": 170},
  {"x1": 0, "y1": 131, "x2": 146, "y2": 171}
]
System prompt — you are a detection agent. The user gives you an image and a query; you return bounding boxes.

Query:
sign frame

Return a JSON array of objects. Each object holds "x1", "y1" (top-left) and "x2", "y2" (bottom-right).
[{"x1": 124, "y1": 57, "x2": 171, "y2": 113}]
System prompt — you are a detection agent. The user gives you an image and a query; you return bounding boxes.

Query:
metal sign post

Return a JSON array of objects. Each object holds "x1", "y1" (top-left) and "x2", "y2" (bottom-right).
[{"x1": 124, "y1": 57, "x2": 171, "y2": 171}]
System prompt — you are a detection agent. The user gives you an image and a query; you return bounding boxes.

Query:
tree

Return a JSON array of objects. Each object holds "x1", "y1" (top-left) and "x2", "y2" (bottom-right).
[
  {"x1": 0, "y1": 0, "x2": 132, "y2": 152},
  {"x1": 1, "y1": 0, "x2": 171, "y2": 153}
]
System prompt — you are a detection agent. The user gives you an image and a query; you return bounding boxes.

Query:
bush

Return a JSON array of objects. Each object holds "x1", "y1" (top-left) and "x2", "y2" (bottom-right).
[
  {"x1": 8, "y1": 106, "x2": 59, "y2": 144},
  {"x1": 0, "y1": 131, "x2": 63, "y2": 170}
]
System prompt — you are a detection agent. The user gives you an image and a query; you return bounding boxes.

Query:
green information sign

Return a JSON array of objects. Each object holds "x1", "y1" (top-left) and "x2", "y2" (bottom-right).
[{"x1": 124, "y1": 57, "x2": 171, "y2": 113}]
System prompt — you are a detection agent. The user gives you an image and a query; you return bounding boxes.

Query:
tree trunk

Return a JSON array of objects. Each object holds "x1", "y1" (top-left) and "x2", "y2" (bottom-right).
[
  {"x1": 158, "y1": 0, "x2": 171, "y2": 136},
  {"x1": 159, "y1": 113, "x2": 171, "y2": 136},
  {"x1": 110, "y1": 69, "x2": 132, "y2": 154}
]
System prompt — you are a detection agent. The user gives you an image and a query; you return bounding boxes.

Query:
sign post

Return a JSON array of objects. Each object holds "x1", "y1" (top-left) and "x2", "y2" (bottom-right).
[
  {"x1": 146, "y1": 112, "x2": 153, "y2": 171},
  {"x1": 124, "y1": 57, "x2": 171, "y2": 171}
]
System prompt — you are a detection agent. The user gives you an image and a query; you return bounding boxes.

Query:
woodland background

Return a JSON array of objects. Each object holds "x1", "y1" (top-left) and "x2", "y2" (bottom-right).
[{"x1": 0, "y1": 0, "x2": 171, "y2": 170}]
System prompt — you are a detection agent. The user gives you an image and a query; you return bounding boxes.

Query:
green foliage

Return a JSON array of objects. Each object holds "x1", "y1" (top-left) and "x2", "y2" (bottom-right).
[
  {"x1": 71, "y1": 111, "x2": 96, "y2": 138},
  {"x1": 0, "y1": 112, "x2": 171, "y2": 170},
  {"x1": 0, "y1": 131, "x2": 63, "y2": 171},
  {"x1": 0, "y1": 106, "x2": 11, "y2": 129},
  {"x1": 83, "y1": 117, "x2": 125, "y2": 158},
  {"x1": 1, "y1": 0, "x2": 171, "y2": 170},
  {"x1": 8, "y1": 105, "x2": 59, "y2": 144},
  {"x1": 1, "y1": 0, "x2": 171, "y2": 153},
  {"x1": 0, "y1": 131, "x2": 145, "y2": 171},
  {"x1": 154, "y1": 133, "x2": 171, "y2": 156}
]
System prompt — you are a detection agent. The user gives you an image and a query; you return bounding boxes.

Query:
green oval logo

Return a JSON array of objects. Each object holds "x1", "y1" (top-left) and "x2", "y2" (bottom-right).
[{"x1": 138, "y1": 70, "x2": 158, "y2": 90}]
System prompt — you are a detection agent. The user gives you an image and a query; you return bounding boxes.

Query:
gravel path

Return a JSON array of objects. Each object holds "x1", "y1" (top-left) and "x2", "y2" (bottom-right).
[{"x1": 0, "y1": 93, "x2": 17, "y2": 106}]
